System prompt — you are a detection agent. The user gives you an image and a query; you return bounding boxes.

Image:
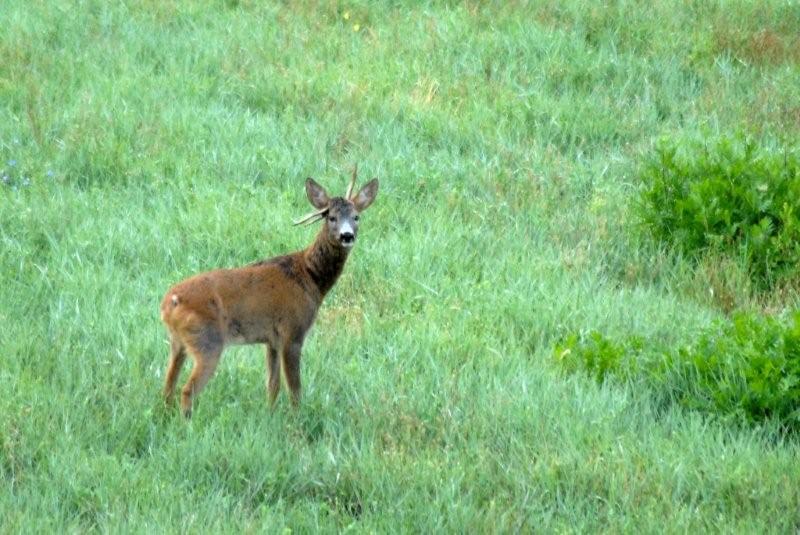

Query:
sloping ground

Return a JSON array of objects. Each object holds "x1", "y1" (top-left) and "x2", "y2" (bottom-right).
[{"x1": 1, "y1": 1, "x2": 798, "y2": 531}]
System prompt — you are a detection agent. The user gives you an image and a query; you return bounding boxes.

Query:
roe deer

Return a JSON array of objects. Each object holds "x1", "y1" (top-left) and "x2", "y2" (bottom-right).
[{"x1": 160, "y1": 167, "x2": 379, "y2": 417}]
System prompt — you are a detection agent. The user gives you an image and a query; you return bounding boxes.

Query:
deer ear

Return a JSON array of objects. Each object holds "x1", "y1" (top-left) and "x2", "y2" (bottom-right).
[
  {"x1": 305, "y1": 178, "x2": 329, "y2": 209},
  {"x1": 353, "y1": 178, "x2": 379, "y2": 211}
]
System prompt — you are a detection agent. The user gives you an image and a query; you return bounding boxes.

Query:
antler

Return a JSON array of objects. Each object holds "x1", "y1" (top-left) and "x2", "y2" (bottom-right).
[
  {"x1": 345, "y1": 163, "x2": 358, "y2": 199},
  {"x1": 292, "y1": 206, "x2": 328, "y2": 226}
]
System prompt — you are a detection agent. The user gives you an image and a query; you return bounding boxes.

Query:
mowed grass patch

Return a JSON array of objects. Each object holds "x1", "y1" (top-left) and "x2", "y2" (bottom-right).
[{"x1": 2, "y1": 0, "x2": 800, "y2": 531}]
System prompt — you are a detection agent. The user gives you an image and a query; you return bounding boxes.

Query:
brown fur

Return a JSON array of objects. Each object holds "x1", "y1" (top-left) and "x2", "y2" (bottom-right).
[{"x1": 160, "y1": 177, "x2": 378, "y2": 417}]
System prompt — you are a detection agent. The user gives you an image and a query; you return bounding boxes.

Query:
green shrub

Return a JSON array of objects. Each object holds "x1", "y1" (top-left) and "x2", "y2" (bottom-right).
[
  {"x1": 636, "y1": 135, "x2": 800, "y2": 288},
  {"x1": 674, "y1": 312, "x2": 800, "y2": 426},
  {"x1": 554, "y1": 312, "x2": 800, "y2": 431}
]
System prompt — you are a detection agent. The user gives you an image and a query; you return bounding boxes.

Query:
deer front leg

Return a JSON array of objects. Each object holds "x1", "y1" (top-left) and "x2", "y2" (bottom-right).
[
  {"x1": 266, "y1": 344, "x2": 281, "y2": 407},
  {"x1": 281, "y1": 341, "x2": 303, "y2": 407}
]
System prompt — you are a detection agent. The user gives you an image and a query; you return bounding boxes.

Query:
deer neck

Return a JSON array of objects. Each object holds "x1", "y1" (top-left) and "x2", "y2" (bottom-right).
[{"x1": 303, "y1": 230, "x2": 350, "y2": 298}]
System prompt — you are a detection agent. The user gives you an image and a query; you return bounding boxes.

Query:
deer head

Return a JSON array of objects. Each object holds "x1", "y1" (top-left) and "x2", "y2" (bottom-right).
[{"x1": 294, "y1": 164, "x2": 379, "y2": 250}]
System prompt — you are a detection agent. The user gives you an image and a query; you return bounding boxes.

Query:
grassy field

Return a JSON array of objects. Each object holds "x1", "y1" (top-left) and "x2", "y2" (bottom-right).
[{"x1": 2, "y1": 0, "x2": 800, "y2": 531}]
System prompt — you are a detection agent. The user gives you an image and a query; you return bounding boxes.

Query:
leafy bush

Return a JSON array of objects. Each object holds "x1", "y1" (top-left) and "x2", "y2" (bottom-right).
[
  {"x1": 554, "y1": 312, "x2": 800, "y2": 431},
  {"x1": 636, "y1": 135, "x2": 800, "y2": 288}
]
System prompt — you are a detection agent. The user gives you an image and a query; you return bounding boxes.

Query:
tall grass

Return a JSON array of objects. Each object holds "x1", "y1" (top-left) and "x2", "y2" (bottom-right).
[{"x1": 2, "y1": 0, "x2": 799, "y2": 531}]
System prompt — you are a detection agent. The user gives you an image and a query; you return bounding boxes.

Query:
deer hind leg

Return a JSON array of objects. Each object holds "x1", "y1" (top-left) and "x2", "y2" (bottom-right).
[
  {"x1": 180, "y1": 325, "x2": 224, "y2": 418},
  {"x1": 163, "y1": 334, "x2": 187, "y2": 404},
  {"x1": 266, "y1": 344, "x2": 281, "y2": 407},
  {"x1": 281, "y1": 341, "x2": 303, "y2": 407}
]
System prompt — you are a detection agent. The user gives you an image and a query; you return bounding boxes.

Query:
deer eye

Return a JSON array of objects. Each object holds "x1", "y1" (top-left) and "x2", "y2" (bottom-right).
[
  {"x1": 354, "y1": 215, "x2": 360, "y2": 221},
  {"x1": 328, "y1": 216, "x2": 337, "y2": 223}
]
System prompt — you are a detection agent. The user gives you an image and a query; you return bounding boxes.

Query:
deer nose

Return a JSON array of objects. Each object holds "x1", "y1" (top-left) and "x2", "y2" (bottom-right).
[{"x1": 340, "y1": 231, "x2": 354, "y2": 243}]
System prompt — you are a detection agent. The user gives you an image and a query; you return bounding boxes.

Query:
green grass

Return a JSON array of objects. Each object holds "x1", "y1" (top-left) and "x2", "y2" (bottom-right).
[{"x1": 2, "y1": 0, "x2": 800, "y2": 531}]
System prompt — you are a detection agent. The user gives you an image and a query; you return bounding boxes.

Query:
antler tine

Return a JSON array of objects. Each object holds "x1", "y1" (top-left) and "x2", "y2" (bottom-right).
[
  {"x1": 292, "y1": 206, "x2": 328, "y2": 226},
  {"x1": 297, "y1": 214, "x2": 325, "y2": 226},
  {"x1": 345, "y1": 163, "x2": 358, "y2": 199}
]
